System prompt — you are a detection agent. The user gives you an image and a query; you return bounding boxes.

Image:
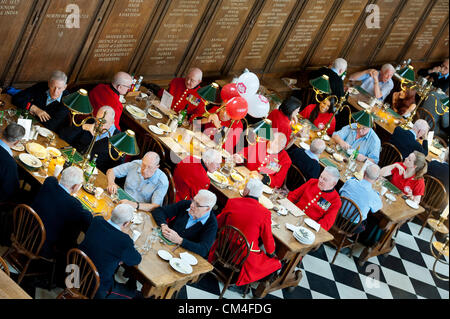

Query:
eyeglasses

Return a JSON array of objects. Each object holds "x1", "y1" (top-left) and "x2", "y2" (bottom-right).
[
  {"x1": 119, "y1": 84, "x2": 132, "y2": 89},
  {"x1": 192, "y1": 200, "x2": 209, "y2": 209}
]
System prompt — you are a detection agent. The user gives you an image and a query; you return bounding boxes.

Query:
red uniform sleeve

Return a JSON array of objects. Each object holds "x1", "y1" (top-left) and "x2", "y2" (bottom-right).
[
  {"x1": 300, "y1": 104, "x2": 316, "y2": 119},
  {"x1": 261, "y1": 209, "x2": 276, "y2": 255},
  {"x1": 287, "y1": 179, "x2": 311, "y2": 204},
  {"x1": 317, "y1": 194, "x2": 342, "y2": 231},
  {"x1": 269, "y1": 151, "x2": 292, "y2": 188}
]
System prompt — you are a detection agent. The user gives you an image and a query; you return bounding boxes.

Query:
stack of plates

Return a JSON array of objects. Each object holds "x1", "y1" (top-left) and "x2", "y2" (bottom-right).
[
  {"x1": 293, "y1": 226, "x2": 315, "y2": 245},
  {"x1": 126, "y1": 105, "x2": 147, "y2": 120},
  {"x1": 169, "y1": 258, "x2": 193, "y2": 274}
]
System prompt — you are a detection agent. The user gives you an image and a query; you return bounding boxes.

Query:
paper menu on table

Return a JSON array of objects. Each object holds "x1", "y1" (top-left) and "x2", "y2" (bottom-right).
[
  {"x1": 160, "y1": 90, "x2": 173, "y2": 110},
  {"x1": 17, "y1": 118, "x2": 32, "y2": 140},
  {"x1": 278, "y1": 198, "x2": 305, "y2": 217},
  {"x1": 427, "y1": 131, "x2": 434, "y2": 144}
]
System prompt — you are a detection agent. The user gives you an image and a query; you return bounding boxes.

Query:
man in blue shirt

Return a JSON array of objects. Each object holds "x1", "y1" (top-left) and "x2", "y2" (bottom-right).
[
  {"x1": 339, "y1": 163, "x2": 382, "y2": 232},
  {"x1": 349, "y1": 64, "x2": 395, "y2": 101},
  {"x1": 106, "y1": 151, "x2": 169, "y2": 211},
  {"x1": 332, "y1": 119, "x2": 381, "y2": 163}
]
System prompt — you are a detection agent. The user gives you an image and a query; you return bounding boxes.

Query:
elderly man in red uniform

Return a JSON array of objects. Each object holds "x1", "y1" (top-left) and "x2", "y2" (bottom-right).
[
  {"x1": 208, "y1": 178, "x2": 281, "y2": 293},
  {"x1": 234, "y1": 132, "x2": 291, "y2": 189},
  {"x1": 89, "y1": 72, "x2": 133, "y2": 131},
  {"x1": 173, "y1": 148, "x2": 222, "y2": 202},
  {"x1": 287, "y1": 166, "x2": 342, "y2": 231}
]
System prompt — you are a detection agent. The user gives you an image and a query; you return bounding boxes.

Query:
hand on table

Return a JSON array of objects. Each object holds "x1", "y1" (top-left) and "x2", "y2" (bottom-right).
[
  {"x1": 340, "y1": 141, "x2": 351, "y2": 151},
  {"x1": 31, "y1": 106, "x2": 51, "y2": 122},
  {"x1": 107, "y1": 183, "x2": 118, "y2": 195},
  {"x1": 161, "y1": 226, "x2": 183, "y2": 245}
]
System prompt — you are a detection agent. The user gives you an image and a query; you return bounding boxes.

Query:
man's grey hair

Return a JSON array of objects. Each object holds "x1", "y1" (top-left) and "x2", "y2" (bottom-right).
[
  {"x1": 202, "y1": 148, "x2": 222, "y2": 164},
  {"x1": 2, "y1": 123, "x2": 25, "y2": 143},
  {"x1": 97, "y1": 105, "x2": 116, "y2": 122},
  {"x1": 364, "y1": 163, "x2": 380, "y2": 181},
  {"x1": 310, "y1": 138, "x2": 326, "y2": 155},
  {"x1": 59, "y1": 166, "x2": 83, "y2": 189},
  {"x1": 381, "y1": 64, "x2": 395, "y2": 73},
  {"x1": 246, "y1": 178, "x2": 264, "y2": 198},
  {"x1": 110, "y1": 204, "x2": 134, "y2": 226},
  {"x1": 187, "y1": 67, "x2": 203, "y2": 80},
  {"x1": 195, "y1": 189, "x2": 217, "y2": 209},
  {"x1": 49, "y1": 70, "x2": 67, "y2": 84},
  {"x1": 332, "y1": 58, "x2": 348, "y2": 73},
  {"x1": 112, "y1": 71, "x2": 132, "y2": 86},
  {"x1": 143, "y1": 151, "x2": 160, "y2": 166},
  {"x1": 412, "y1": 119, "x2": 429, "y2": 133},
  {"x1": 323, "y1": 166, "x2": 340, "y2": 183}
]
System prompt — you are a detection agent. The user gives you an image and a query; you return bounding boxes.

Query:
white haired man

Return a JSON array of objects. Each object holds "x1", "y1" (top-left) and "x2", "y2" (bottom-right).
[
  {"x1": 349, "y1": 64, "x2": 395, "y2": 101},
  {"x1": 79, "y1": 204, "x2": 141, "y2": 299},
  {"x1": 89, "y1": 71, "x2": 133, "y2": 130},
  {"x1": 173, "y1": 148, "x2": 222, "y2": 201},
  {"x1": 152, "y1": 189, "x2": 218, "y2": 258},
  {"x1": 12, "y1": 70, "x2": 70, "y2": 132},
  {"x1": 209, "y1": 178, "x2": 281, "y2": 289},
  {"x1": 106, "y1": 151, "x2": 169, "y2": 211},
  {"x1": 288, "y1": 138, "x2": 326, "y2": 181},
  {"x1": 31, "y1": 166, "x2": 92, "y2": 259},
  {"x1": 389, "y1": 119, "x2": 430, "y2": 159},
  {"x1": 59, "y1": 105, "x2": 122, "y2": 172},
  {"x1": 287, "y1": 166, "x2": 342, "y2": 231},
  {"x1": 309, "y1": 58, "x2": 348, "y2": 98}
]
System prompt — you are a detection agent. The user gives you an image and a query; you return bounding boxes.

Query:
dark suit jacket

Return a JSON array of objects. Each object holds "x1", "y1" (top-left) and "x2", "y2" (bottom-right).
[
  {"x1": 31, "y1": 177, "x2": 92, "y2": 259},
  {"x1": 12, "y1": 82, "x2": 70, "y2": 133},
  {"x1": 418, "y1": 68, "x2": 449, "y2": 92},
  {"x1": 152, "y1": 201, "x2": 218, "y2": 258},
  {"x1": 79, "y1": 216, "x2": 142, "y2": 299},
  {"x1": 309, "y1": 67, "x2": 345, "y2": 98},
  {"x1": 427, "y1": 161, "x2": 449, "y2": 194},
  {"x1": 0, "y1": 145, "x2": 20, "y2": 203},
  {"x1": 389, "y1": 126, "x2": 428, "y2": 159},
  {"x1": 287, "y1": 146, "x2": 321, "y2": 181},
  {"x1": 59, "y1": 123, "x2": 123, "y2": 173}
]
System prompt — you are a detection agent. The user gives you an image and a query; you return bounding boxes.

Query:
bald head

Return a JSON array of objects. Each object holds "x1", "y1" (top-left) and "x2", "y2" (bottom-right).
[
  {"x1": 185, "y1": 67, "x2": 203, "y2": 89},
  {"x1": 112, "y1": 72, "x2": 133, "y2": 95},
  {"x1": 97, "y1": 106, "x2": 115, "y2": 130},
  {"x1": 364, "y1": 163, "x2": 380, "y2": 183},
  {"x1": 412, "y1": 119, "x2": 429, "y2": 140},
  {"x1": 267, "y1": 132, "x2": 287, "y2": 154},
  {"x1": 310, "y1": 138, "x2": 326, "y2": 155},
  {"x1": 141, "y1": 152, "x2": 160, "y2": 179}
]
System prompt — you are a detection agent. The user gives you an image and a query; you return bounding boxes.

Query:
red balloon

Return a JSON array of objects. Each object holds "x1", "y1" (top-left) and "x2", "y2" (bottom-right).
[
  {"x1": 220, "y1": 83, "x2": 240, "y2": 103},
  {"x1": 226, "y1": 97, "x2": 248, "y2": 120}
]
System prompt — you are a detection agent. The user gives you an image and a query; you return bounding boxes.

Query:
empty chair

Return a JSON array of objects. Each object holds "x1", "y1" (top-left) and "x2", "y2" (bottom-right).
[
  {"x1": 418, "y1": 175, "x2": 448, "y2": 235},
  {"x1": 57, "y1": 248, "x2": 100, "y2": 299},
  {"x1": 379, "y1": 142, "x2": 403, "y2": 168},
  {"x1": 284, "y1": 164, "x2": 307, "y2": 191},
  {"x1": 328, "y1": 197, "x2": 363, "y2": 264},
  {"x1": 210, "y1": 225, "x2": 250, "y2": 299}
]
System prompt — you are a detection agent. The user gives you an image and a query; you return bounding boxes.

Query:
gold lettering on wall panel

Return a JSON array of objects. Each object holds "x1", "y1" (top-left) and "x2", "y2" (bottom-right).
[
  {"x1": 309, "y1": 0, "x2": 368, "y2": 66},
  {"x1": 374, "y1": 0, "x2": 429, "y2": 63},
  {"x1": 138, "y1": 0, "x2": 209, "y2": 78},
  {"x1": 79, "y1": 0, "x2": 157, "y2": 81},
  {"x1": 192, "y1": 0, "x2": 253, "y2": 74},
  {"x1": 346, "y1": 0, "x2": 401, "y2": 66},
  {"x1": 429, "y1": 26, "x2": 449, "y2": 61},
  {"x1": 271, "y1": 0, "x2": 334, "y2": 72},
  {"x1": 405, "y1": 0, "x2": 449, "y2": 60},
  {"x1": 14, "y1": 0, "x2": 100, "y2": 83},
  {"x1": 232, "y1": 0, "x2": 297, "y2": 73}
]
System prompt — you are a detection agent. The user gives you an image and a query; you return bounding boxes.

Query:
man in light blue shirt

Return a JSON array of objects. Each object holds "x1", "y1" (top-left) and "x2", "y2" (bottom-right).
[
  {"x1": 333, "y1": 122, "x2": 381, "y2": 164},
  {"x1": 339, "y1": 164, "x2": 383, "y2": 231},
  {"x1": 106, "y1": 152, "x2": 169, "y2": 211},
  {"x1": 349, "y1": 64, "x2": 395, "y2": 101}
]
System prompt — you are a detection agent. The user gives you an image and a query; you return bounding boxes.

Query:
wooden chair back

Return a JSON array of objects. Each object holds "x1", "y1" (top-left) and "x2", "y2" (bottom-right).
[
  {"x1": 421, "y1": 175, "x2": 448, "y2": 214},
  {"x1": 379, "y1": 142, "x2": 403, "y2": 168},
  {"x1": 0, "y1": 256, "x2": 10, "y2": 277},
  {"x1": 434, "y1": 135, "x2": 448, "y2": 148},
  {"x1": 284, "y1": 164, "x2": 307, "y2": 191},
  {"x1": 162, "y1": 167, "x2": 177, "y2": 205},
  {"x1": 57, "y1": 248, "x2": 100, "y2": 299},
  {"x1": 414, "y1": 107, "x2": 436, "y2": 131},
  {"x1": 213, "y1": 225, "x2": 250, "y2": 274},
  {"x1": 334, "y1": 197, "x2": 363, "y2": 235}
]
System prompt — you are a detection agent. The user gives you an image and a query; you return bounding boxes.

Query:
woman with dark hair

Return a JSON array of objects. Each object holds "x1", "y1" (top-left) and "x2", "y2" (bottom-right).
[
  {"x1": 299, "y1": 96, "x2": 337, "y2": 136},
  {"x1": 392, "y1": 88, "x2": 417, "y2": 117},
  {"x1": 267, "y1": 95, "x2": 302, "y2": 144}
]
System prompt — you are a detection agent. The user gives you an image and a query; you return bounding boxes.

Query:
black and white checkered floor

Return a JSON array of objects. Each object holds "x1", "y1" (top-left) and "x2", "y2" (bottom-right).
[{"x1": 177, "y1": 219, "x2": 449, "y2": 300}]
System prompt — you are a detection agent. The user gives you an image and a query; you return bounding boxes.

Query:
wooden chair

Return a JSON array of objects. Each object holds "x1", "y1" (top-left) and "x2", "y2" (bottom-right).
[
  {"x1": 1, "y1": 204, "x2": 55, "y2": 285},
  {"x1": 414, "y1": 107, "x2": 436, "y2": 131},
  {"x1": 284, "y1": 164, "x2": 307, "y2": 191},
  {"x1": 434, "y1": 135, "x2": 448, "y2": 148},
  {"x1": 57, "y1": 248, "x2": 100, "y2": 299},
  {"x1": 162, "y1": 167, "x2": 177, "y2": 205},
  {"x1": 328, "y1": 197, "x2": 363, "y2": 264},
  {"x1": 379, "y1": 142, "x2": 403, "y2": 168},
  {"x1": 210, "y1": 225, "x2": 250, "y2": 299},
  {"x1": 0, "y1": 256, "x2": 10, "y2": 277},
  {"x1": 418, "y1": 175, "x2": 448, "y2": 235}
]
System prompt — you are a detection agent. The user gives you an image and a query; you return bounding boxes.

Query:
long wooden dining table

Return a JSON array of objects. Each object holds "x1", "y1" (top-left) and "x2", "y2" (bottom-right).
[{"x1": 0, "y1": 269, "x2": 32, "y2": 299}]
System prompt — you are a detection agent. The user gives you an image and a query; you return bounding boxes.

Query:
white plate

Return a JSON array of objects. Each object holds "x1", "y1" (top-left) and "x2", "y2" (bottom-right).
[
  {"x1": 148, "y1": 109, "x2": 163, "y2": 119},
  {"x1": 358, "y1": 101, "x2": 371, "y2": 109},
  {"x1": 149, "y1": 125, "x2": 164, "y2": 135},
  {"x1": 385, "y1": 193, "x2": 396, "y2": 202},
  {"x1": 37, "y1": 127, "x2": 53, "y2": 138},
  {"x1": 157, "y1": 250, "x2": 173, "y2": 261},
  {"x1": 405, "y1": 199, "x2": 419, "y2": 209},
  {"x1": 131, "y1": 213, "x2": 143, "y2": 225},
  {"x1": 293, "y1": 226, "x2": 315, "y2": 245},
  {"x1": 169, "y1": 258, "x2": 193, "y2": 274},
  {"x1": 179, "y1": 252, "x2": 198, "y2": 265},
  {"x1": 322, "y1": 135, "x2": 330, "y2": 141},
  {"x1": 11, "y1": 143, "x2": 25, "y2": 152},
  {"x1": 157, "y1": 122, "x2": 171, "y2": 133},
  {"x1": 299, "y1": 142, "x2": 310, "y2": 150},
  {"x1": 262, "y1": 185, "x2": 273, "y2": 194},
  {"x1": 259, "y1": 195, "x2": 274, "y2": 210},
  {"x1": 230, "y1": 171, "x2": 245, "y2": 182},
  {"x1": 304, "y1": 218, "x2": 320, "y2": 232},
  {"x1": 333, "y1": 153, "x2": 344, "y2": 162},
  {"x1": 208, "y1": 171, "x2": 229, "y2": 185},
  {"x1": 19, "y1": 153, "x2": 42, "y2": 168},
  {"x1": 126, "y1": 105, "x2": 147, "y2": 119},
  {"x1": 46, "y1": 147, "x2": 61, "y2": 157},
  {"x1": 276, "y1": 206, "x2": 288, "y2": 216}
]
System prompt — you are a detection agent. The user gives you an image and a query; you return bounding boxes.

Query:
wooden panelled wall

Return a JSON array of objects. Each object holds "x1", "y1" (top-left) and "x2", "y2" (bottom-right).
[{"x1": 0, "y1": 0, "x2": 448, "y2": 88}]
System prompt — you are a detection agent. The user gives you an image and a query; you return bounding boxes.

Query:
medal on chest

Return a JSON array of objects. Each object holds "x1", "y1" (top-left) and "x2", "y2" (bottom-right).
[{"x1": 258, "y1": 154, "x2": 281, "y2": 175}]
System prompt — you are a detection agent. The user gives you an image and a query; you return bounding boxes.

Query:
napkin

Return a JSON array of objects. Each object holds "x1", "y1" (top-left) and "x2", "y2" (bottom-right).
[
  {"x1": 304, "y1": 218, "x2": 320, "y2": 232},
  {"x1": 285, "y1": 223, "x2": 300, "y2": 232},
  {"x1": 278, "y1": 198, "x2": 305, "y2": 217},
  {"x1": 17, "y1": 118, "x2": 32, "y2": 140},
  {"x1": 132, "y1": 230, "x2": 141, "y2": 242}
]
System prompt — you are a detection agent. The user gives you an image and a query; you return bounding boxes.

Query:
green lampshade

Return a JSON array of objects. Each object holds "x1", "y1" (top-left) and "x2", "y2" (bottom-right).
[
  {"x1": 397, "y1": 65, "x2": 415, "y2": 83},
  {"x1": 252, "y1": 119, "x2": 273, "y2": 141},
  {"x1": 62, "y1": 89, "x2": 93, "y2": 115},
  {"x1": 109, "y1": 130, "x2": 140, "y2": 156},
  {"x1": 198, "y1": 82, "x2": 221, "y2": 104},
  {"x1": 352, "y1": 110, "x2": 374, "y2": 128},
  {"x1": 309, "y1": 75, "x2": 331, "y2": 94},
  {"x1": 441, "y1": 97, "x2": 449, "y2": 108}
]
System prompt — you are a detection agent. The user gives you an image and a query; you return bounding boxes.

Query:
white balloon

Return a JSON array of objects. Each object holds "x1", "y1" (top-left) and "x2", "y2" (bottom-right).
[
  {"x1": 246, "y1": 94, "x2": 270, "y2": 118},
  {"x1": 237, "y1": 72, "x2": 260, "y2": 96}
]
